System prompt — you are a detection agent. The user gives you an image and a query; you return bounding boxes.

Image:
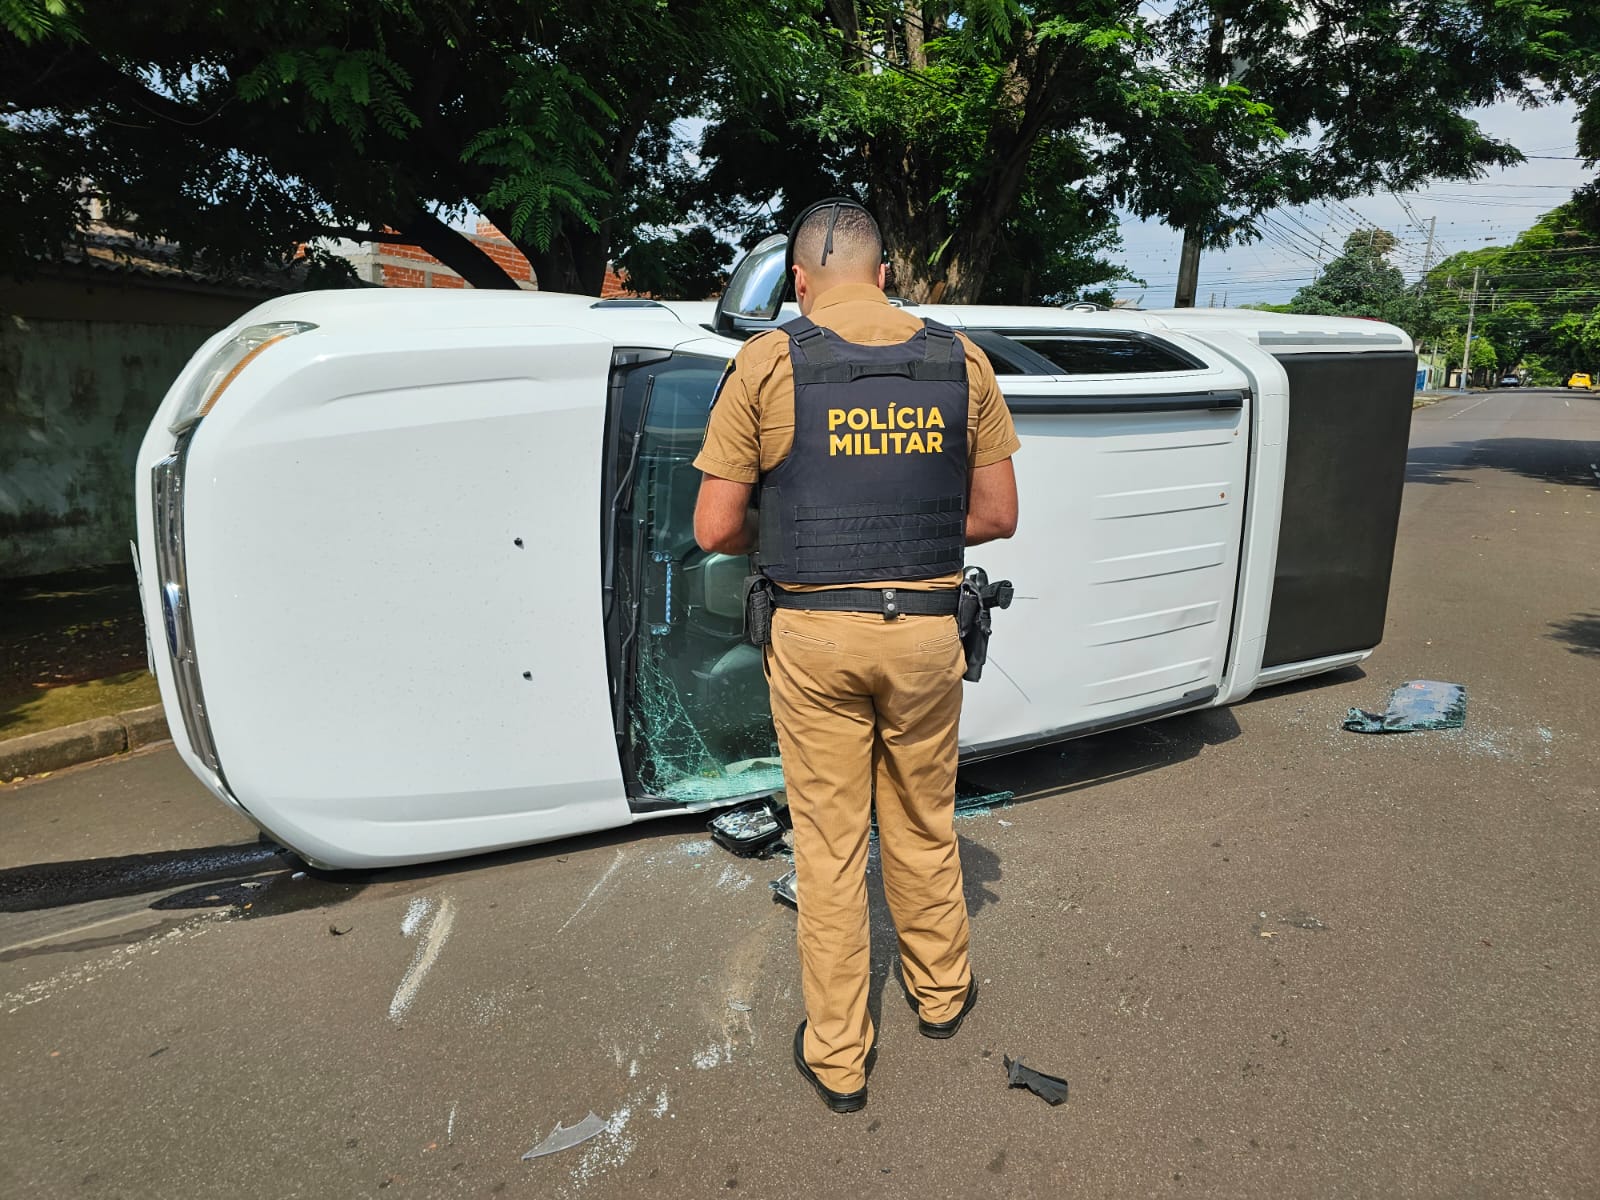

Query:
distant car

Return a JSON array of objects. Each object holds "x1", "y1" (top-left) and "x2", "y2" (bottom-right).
[
  {"x1": 1567, "y1": 372, "x2": 1594, "y2": 390},
  {"x1": 1498, "y1": 374, "x2": 1520, "y2": 387}
]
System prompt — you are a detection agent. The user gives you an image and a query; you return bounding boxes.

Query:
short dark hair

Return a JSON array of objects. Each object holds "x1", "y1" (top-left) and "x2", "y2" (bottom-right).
[{"x1": 792, "y1": 203, "x2": 882, "y2": 271}]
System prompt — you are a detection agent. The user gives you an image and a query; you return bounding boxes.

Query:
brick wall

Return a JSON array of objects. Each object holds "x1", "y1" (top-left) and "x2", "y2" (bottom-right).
[
  {"x1": 601, "y1": 268, "x2": 637, "y2": 298},
  {"x1": 341, "y1": 219, "x2": 640, "y2": 296},
  {"x1": 340, "y1": 219, "x2": 536, "y2": 289}
]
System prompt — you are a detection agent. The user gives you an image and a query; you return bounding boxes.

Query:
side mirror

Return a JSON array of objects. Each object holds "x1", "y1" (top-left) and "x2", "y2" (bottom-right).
[{"x1": 712, "y1": 234, "x2": 788, "y2": 338}]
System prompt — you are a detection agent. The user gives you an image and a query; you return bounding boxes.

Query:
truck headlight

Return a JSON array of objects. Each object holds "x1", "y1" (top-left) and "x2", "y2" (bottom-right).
[{"x1": 168, "y1": 321, "x2": 317, "y2": 434}]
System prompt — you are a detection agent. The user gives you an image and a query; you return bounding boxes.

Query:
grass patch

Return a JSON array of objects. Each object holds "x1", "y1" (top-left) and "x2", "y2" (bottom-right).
[{"x1": 0, "y1": 671, "x2": 161, "y2": 742}]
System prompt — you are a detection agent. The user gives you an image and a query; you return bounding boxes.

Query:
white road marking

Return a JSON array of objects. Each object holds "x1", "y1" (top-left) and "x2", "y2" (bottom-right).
[
  {"x1": 388, "y1": 896, "x2": 456, "y2": 1022},
  {"x1": 1446, "y1": 396, "x2": 1491, "y2": 420},
  {"x1": 401, "y1": 897, "x2": 431, "y2": 936},
  {"x1": 558, "y1": 848, "x2": 627, "y2": 934},
  {"x1": 447, "y1": 1101, "x2": 458, "y2": 1144}
]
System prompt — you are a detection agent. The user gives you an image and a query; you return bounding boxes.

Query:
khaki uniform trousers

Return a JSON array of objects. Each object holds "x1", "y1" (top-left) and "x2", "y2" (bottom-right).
[{"x1": 766, "y1": 605, "x2": 974, "y2": 1095}]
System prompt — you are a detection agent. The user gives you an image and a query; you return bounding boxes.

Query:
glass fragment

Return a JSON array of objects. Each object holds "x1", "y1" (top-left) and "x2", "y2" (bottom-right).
[{"x1": 1343, "y1": 679, "x2": 1467, "y2": 734}]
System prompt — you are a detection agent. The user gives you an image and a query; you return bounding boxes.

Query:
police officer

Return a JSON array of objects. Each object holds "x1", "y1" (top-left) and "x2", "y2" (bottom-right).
[{"x1": 693, "y1": 200, "x2": 1019, "y2": 1113}]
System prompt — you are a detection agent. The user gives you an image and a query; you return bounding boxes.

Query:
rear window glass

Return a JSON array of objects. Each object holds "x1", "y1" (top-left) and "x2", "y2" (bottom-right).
[
  {"x1": 965, "y1": 330, "x2": 1049, "y2": 376},
  {"x1": 1012, "y1": 335, "x2": 1200, "y2": 375}
]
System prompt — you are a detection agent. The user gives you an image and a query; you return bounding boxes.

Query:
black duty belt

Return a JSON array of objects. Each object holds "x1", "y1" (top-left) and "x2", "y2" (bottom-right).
[{"x1": 771, "y1": 585, "x2": 961, "y2": 620}]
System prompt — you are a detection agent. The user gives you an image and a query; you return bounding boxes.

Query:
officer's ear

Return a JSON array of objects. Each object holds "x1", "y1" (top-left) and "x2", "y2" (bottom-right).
[{"x1": 876, "y1": 262, "x2": 887, "y2": 291}]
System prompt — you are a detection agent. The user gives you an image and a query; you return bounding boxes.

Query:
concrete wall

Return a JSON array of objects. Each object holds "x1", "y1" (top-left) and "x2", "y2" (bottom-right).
[{"x1": 0, "y1": 273, "x2": 271, "y2": 579}]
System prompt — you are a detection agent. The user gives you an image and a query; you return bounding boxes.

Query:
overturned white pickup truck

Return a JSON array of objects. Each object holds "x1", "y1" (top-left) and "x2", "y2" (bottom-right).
[{"x1": 134, "y1": 235, "x2": 1416, "y2": 868}]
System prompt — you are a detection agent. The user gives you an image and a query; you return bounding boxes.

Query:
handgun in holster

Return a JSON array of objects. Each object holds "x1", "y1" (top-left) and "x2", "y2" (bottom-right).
[
  {"x1": 744, "y1": 575, "x2": 775, "y2": 647},
  {"x1": 957, "y1": 566, "x2": 1014, "y2": 683}
]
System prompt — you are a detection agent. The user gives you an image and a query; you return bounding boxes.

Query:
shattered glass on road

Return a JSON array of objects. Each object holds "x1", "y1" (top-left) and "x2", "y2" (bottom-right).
[{"x1": 1343, "y1": 680, "x2": 1468, "y2": 734}]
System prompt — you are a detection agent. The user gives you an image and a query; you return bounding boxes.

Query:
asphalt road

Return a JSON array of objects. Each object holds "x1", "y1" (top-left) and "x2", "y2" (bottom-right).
[{"x1": 3, "y1": 387, "x2": 1597, "y2": 1199}]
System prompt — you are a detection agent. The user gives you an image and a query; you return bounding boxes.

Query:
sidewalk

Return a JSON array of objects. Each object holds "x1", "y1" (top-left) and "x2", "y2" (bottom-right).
[
  {"x1": 1, "y1": 564, "x2": 170, "y2": 780},
  {"x1": 1414, "y1": 387, "x2": 1487, "y2": 408}
]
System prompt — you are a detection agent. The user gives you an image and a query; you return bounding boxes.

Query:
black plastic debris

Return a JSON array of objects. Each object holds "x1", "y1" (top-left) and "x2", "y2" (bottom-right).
[
  {"x1": 521, "y1": 1112, "x2": 606, "y2": 1161},
  {"x1": 769, "y1": 867, "x2": 798, "y2": 909},
  {"x1": 709, "y1": 800, "x2": 788, "y2": 858},
  {"x1": 1343, "y1": 679, "x2": 1467, "y2": 734},
  {"x1": 1003, "y1": 1056, "x2": 1069, "y2": 1105}
]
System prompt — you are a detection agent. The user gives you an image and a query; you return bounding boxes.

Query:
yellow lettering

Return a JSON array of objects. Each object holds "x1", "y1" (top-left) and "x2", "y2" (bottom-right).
[
  {"x1": 830, "y1": 433, "x2": 852, "y2": 456},
  {"x1": 864, "y1": 434, "x2": 881, "y2": 455},
  {"x1": 925, "y1": 408, "x2": 945, "y2": 430},
  {"x1": 927, "y1": 431, "x2": 944, "y2": 453},
  {"x1": 870, "y1": 408, "x2": 888, "y2": 431},
  {"x1": 890, "y1": 431, "x2": 907, "y2": 453},
  {"x1": 906, "y1": 432, "x2": 925, "y2": 454},
  {"x1": 847, "y1": 408, "x2": 868, "y2": 431},
  {"x1": 896, "y1": 407, "x2": 916, "y2": 430},
  {"x1": 828, "y1": 409, "x2": 847, "y2": 432},
  {"x1": 854, "y1": 433, "x2": 864, "y2": 455}
]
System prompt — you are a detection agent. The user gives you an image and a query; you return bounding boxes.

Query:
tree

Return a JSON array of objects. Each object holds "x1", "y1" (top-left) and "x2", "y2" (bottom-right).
[
  {"x1": 1422, "y1": 206, "x2": 1600, "y2": 381},
  {"x1": 1, "y1": 0, "x2": 802, "y2": 292},
  {"x1": 700, "y1": 2, "x2": 1149, "y2": 304},
  {"x1": 1285, "y1": 228, "x2": 1420, "y2": 326},
  {"x1": 675, "y1": 1, "x2": 1581, "y2": 307},
  {"x1": 1110, "y1": 0, "x2": 1566, "y2": 307}
]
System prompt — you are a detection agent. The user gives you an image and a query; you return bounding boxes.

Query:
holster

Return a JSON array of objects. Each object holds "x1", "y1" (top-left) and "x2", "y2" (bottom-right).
[
  {"x1": 957, "y1": 566, "x2": 1014, "y2": 682},
  {"x1": 744, "y1": 575, "x2": 775, "y2": 647}
]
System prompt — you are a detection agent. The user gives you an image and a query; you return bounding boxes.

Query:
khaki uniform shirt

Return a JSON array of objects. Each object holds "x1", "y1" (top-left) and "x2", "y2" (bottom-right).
[{"x1": 693, "y1": 282, "x2": 1021, "y2": 591}]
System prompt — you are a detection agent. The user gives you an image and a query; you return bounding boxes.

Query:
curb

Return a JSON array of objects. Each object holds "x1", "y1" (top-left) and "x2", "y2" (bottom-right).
[{"x1": 1, "y1": 705, "x2": 171, "y2": 781}]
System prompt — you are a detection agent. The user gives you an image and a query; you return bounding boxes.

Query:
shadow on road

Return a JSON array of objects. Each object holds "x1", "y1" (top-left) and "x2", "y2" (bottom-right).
[
  {"x1": 0, "y1": 840, "x2": 295, "y2": 913},
  {"x1": 1548, "y1": 612, "x2": 1600, "y2": 657},
  {"x1": 1407, "y1": 437, "x2": 1600, "y2": 489},
  {"x1": 952, "y1": 705, "x2": 1242, "y2": 812}
]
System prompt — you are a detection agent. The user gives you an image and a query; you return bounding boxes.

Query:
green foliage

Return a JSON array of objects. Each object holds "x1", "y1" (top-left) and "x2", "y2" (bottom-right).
[
  {"x1": 1421, "y1": 205, "x2": 1600, "y2": 376},
  {"x1": 0, "y1": 0, "x2": 80, "y2": 44},
  {"x1": 1105, "y1": 0, "x2": 1569, "y2": 263},
  {"x1": 615, "y1": 225, "x2": 731, "y2": 299},
  {"x1": 3, "y1": 0, "x2": 1595, "y2": 304},
  {"x1": 1286, "y1": 228, "x2": 1424, "y2": 329},
  {"x1": 684, "y1": 2, "x2": 1149, "y2": 303},
  {"x1": 0, "y1": 0, "x2": 805, "y2": 294}
]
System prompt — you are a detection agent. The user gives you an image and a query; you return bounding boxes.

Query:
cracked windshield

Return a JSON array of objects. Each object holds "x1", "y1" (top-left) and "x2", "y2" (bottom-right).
[{"x1": 612, "y1": 354, "x2": 783, "y2": 804}]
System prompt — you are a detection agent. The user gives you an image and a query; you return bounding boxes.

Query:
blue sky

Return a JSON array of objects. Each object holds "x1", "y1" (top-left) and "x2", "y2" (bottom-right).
[{"x1": 1108, "y1": 99, "x2": 1595, "y2": 307}]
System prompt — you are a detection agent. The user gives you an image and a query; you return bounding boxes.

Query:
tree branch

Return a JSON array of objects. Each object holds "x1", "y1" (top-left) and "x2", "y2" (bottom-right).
[
  {"x1": 391, "y1": 204, "x2": 521, "y2": 290},
  {"x1": 317, "y1": 226, "x2": 421, "y2": 245}
]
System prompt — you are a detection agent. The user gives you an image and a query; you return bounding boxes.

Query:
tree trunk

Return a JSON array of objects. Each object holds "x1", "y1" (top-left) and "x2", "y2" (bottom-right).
[
  {"x1": 521, "y1": 238, "x2": 583, "y2": 293},
  {"x1": 1173, "y1": 226, "x2": 1203, "y2": 307},
  {"x1": 904, "y1": 3, "x2": 926, "y2": 69}
]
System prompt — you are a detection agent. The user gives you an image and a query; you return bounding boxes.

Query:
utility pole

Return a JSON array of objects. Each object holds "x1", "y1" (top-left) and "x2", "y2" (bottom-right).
[
  {"x1": 1174, "y1": 229, "x2": 1202, "y2": 308},
  {"x1": 1417, "y1": 216, "x2": 1438, "y2": 387},
  {"x1": 1459, "y1": 266, "x2": 1480, "y2": 393},
  {"x1": 1419, "y1": 215, "x2": 1437, "y2": 276}
]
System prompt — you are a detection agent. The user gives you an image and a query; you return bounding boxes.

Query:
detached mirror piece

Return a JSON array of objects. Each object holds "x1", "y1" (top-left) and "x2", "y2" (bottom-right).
[
  {"x1": 708, "y1": 799, "x2": 788, "y2": 857},
  {"x1": 770, "y1": 867, "x2": 799, "y2": 909},
  {"x1": 712, "y1": 234, "x2": 788, "y2": 336},
  {"x1": 1343, "y1": 680, "x2": 1467, "y2": 733}
]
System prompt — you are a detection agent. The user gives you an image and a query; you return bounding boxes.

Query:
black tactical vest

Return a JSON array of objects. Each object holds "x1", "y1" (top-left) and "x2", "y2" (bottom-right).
[{"x1": 755, "y1": 315, "x2": 969, "y2": 585}]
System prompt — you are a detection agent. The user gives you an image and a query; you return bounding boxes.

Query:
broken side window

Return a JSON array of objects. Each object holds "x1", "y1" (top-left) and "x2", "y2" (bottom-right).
[{"x1": 605, "y1": 352, "x2": 782, "y2": 807}]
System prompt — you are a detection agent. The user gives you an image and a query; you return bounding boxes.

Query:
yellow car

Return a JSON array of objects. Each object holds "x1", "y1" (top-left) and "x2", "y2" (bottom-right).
[{"x1": 1567, "y1": 372, "x2": 1594, "y2": 389}]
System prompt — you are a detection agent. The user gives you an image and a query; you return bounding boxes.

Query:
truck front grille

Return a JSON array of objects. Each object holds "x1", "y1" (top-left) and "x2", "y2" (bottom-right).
[{"x1": 151, "y1": 438, "x2": 222, "y2": 772}]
